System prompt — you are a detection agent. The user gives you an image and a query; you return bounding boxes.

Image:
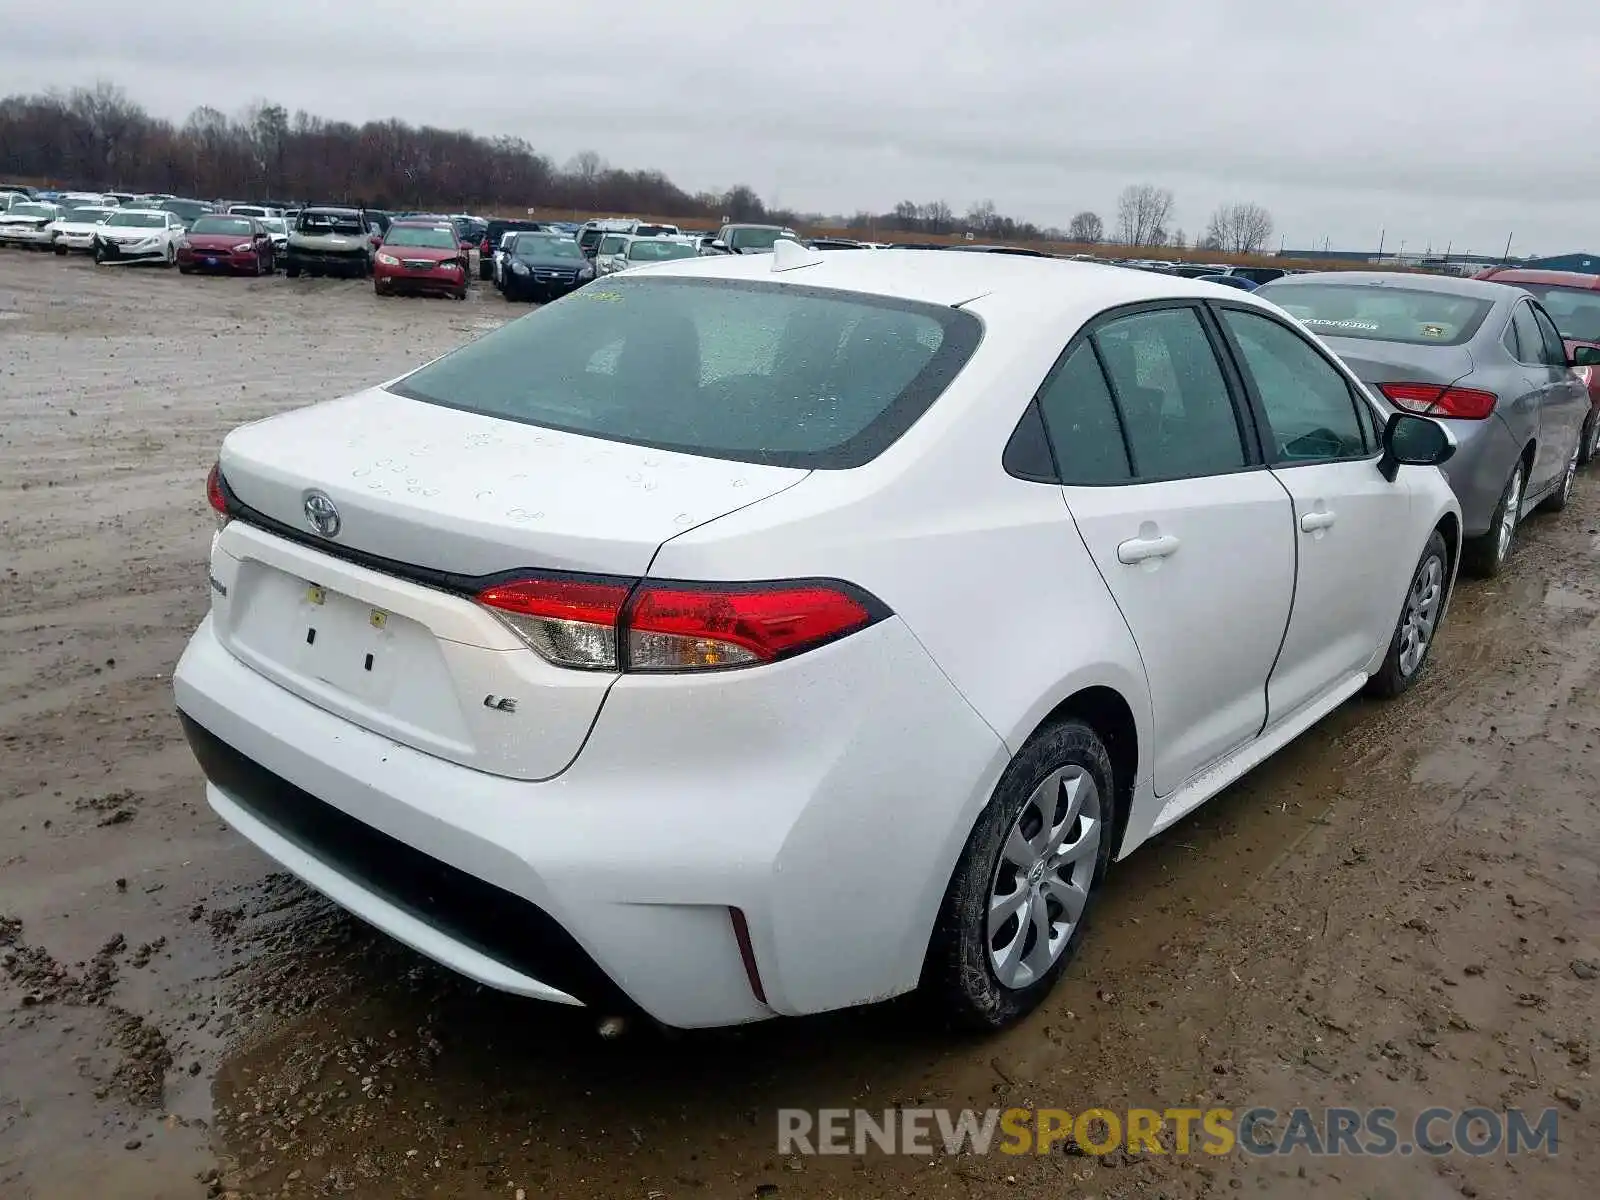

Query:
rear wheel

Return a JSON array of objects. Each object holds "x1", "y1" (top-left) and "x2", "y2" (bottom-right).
[
  {"x1": 925, "y1": 720, "x2": 1114, "y2": 1030},
  {"x1": 163, "y1": 242, "x2": 176, "y2": 267},
  {"x1": 93, "y1": 242, "x2": 107, "y2": 265},
  {"x1": 1583, "y1": 410, "x2": 1600, "y2": 467},
  {"x1": 1462, "y1": 459, "x2": 1524, "y2": 578},
  {"x1": 1366, "y1": 530, "x2": 1449, "y2": 698},
  {"x1": 1540, "y1": 434, "x2": 1581, "y2": 514},
  {"x1": 54, "y1": 245, "x2": 67, "y2": 256},
  {"x1": 285, "y1": 258, "x2": 301, "y2": 278}
]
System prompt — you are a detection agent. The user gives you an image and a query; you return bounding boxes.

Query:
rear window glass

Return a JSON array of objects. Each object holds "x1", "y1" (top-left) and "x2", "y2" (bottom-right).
[
  {"x1": 1513, "y1": 284, "x2": 1600, "y2": 343},
  {"x1": 1262, "y1": 283, "x2": 1492, "y2": 346},
  {"x1": 388, "y1": 277, "x2": 982, "y2": 468}
]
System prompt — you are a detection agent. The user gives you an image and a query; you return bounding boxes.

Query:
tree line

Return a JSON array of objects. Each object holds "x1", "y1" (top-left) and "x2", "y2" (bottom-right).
[{"x1": 0, "y1": 83, "x2": 1275, "y2": 253}]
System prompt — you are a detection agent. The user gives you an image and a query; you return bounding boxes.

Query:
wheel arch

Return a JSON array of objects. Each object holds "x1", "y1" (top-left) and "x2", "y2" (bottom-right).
[{"x1": 1025, "y1": 685, "x2": 1140, "y2": 860}]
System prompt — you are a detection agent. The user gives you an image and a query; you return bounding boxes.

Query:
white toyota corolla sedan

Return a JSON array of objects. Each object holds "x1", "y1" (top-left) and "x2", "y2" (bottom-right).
[{"x1": 175, "y1": 246, "x2": 1462, "y2": 1030}]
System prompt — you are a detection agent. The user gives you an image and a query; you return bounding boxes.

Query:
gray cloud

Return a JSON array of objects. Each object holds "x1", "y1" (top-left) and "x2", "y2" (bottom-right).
[{"x1": 5, "y1": 0, "x2": 1599, "y2": 254}]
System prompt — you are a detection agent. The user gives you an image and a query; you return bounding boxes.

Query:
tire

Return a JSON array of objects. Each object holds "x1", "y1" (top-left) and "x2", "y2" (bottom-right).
[
  {"x1": 163, "y1": 242, "x2": 176, "y2": 268},
  {"x1": 93, "y1": 242, "x2": 107, "y2": 265},
  {"x1": 1540, "y1": 433, "x2": 1581, "y2": 514},
  {"x1": 54, "y1": 245, "x2": 67, "y2": 257},
  {"x1": 285, "y1": 260, "x2": 301, "y2": 278},
  {"x1": 178, "y1": 265, "x2": 193, "y2": 275},
  {"x1": 1462, "y1": 459, "x2": 1524, "y2": 578},
  {"x1": 374, "y1": 279, "x2": 391, "y2": 297},
  {"x1": 1365, "y1": 530, "x2": 1449, "y2": 698},
  {"x1": 925, "y1": 720, "x2": 1115, "y2": 1030},
  {"x1": 1581, "y1": 410, "x2": 1600, "y2": 468}
]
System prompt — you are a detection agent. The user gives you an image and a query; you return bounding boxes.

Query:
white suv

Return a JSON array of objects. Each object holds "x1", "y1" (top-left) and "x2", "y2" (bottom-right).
[{"x1": 175, "y1": 250, "x2": 1461, "y2": 1030}]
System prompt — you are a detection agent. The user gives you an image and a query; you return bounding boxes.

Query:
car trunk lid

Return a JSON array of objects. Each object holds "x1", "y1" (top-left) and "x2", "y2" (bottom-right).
[{"x1": 210, "y1": 388, "x2": 806, "y2": 778}]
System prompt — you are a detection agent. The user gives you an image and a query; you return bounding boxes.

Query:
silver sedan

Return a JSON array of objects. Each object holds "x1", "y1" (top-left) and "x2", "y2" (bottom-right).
[{"x1": 1260, "y1": 272, "x2": 1590, "y2": 576}]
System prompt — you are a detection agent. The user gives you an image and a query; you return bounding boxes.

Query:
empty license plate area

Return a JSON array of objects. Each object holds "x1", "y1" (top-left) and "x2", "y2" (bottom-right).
[
  {"x1": 224, "y1": 558, "x2": 472, "y2": 753},
  {"x1": 294, "y1": 581, "x2": 402, "y2": 700}
]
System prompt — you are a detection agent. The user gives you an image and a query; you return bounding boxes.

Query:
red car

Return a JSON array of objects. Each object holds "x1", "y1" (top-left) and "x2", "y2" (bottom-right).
[
  {"x1": 373, "y1": 221, "x2": 469, "y2": 299},
  {"x1": 177, "y1": 215, "x2": 275, "y2": 276},
  {"x1": 1478, "y1": 267, "x2": 1600, "y2": 463}
]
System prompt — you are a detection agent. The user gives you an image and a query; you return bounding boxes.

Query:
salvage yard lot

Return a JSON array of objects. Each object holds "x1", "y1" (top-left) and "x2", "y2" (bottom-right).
[{"x1": 1, "y1": 252, "x2": 1598, "y2": 1200}]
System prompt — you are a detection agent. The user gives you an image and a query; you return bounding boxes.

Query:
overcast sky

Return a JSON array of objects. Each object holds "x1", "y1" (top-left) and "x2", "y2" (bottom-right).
[{"x1": 6, "y1": 0, "x2": 1599, "y2": 254}]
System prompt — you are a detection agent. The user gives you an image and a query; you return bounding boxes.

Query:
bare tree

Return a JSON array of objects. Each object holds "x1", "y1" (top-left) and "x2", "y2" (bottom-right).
[
  {"x1": 965, "y1": 198, "x2": 997, "y2": 236},
  {"x1": 1204, "y1": 202, "x2": 1274, "y2": 255},
  {"x1": 1066, "y1": 210, "x2": 1103, "y2": 243},
  {"x1": 892, "y1": 199, "x2": 920, "y2": 231},
  {"x1": 1115, "y1": 184, "x2": 1175, "y2": 248},
  {"x1": 923, "y1": 199, "x2": 953, "y2": 235},
  {"x1": 565, "y1": 150, "x2": 605, "y2": 186}
]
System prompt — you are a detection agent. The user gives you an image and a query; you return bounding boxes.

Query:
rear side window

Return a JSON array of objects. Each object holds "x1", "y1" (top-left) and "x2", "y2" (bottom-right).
[
  {"x1": 1532, "y1": 306, "x2": 1569, "y2": 366},
  {"x1": 1035, "y1": 344, "x2": 1132, "y2": 483},
  {"x1": 1220, "y1": 309, "x2": 1369, "y2": 462},
  {"x1": 1511, "y1": 304, "x2": 1545, "y2": 365},
  {"x1": 388, "y1": 277, "x2": 982, "y2": 468},
  {"x1": 1264, "y1": 283, "x2": 1492, "y2": 346},
  {"x1": 1093, "y1": 308, "x2": 1247, "y2": 479}
]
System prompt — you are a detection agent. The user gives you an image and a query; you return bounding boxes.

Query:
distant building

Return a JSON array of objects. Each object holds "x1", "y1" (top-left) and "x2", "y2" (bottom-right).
[{"x1": 1519, "y1": 252, "x2": 1600, "y2": 275}]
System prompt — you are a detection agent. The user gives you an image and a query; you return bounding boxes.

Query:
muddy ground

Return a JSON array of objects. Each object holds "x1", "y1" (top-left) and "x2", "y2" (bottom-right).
[{"x1": 1, "y1": 250, "x2": 1596, "y2": 1200}]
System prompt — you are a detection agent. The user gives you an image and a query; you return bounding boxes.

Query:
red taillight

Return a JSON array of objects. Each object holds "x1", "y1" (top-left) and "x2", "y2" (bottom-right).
[
  {"x1": 1378, "y1": 382, "x2": 1498, "y2": 420},
  {"x1": 206, "y1": 462, "x2": 227, "y2": 513},
  {"x1": 480, "y1": 237, "x2": 490, "y2": 252},
  {"x1": 626, "y1": 583, "x2": 872, "y2": 669},
  {"x1": 475, "y1": 575, "x2": 881, "y2": 672},
  {"x1": 476, "y1": 577, "x2": 630, "y2": 670},
  {"x1": 1576, "y1": 366, "x2": 1594, "y2": 387}
]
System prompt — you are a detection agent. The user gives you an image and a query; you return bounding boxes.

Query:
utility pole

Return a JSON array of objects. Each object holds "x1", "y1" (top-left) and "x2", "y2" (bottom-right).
[
  {"x1": 1376, "y1": 228, "x2": 1385, "y2": 263},
  {"x1": 1501, "y1": 232, "x2": 1513, "y2": 265}
]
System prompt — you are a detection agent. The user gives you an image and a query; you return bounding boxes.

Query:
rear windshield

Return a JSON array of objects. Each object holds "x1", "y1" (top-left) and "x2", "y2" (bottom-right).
[
  {"x1": 634, "y1": 224, "x2": 676, "y2": 237},
  {"x1": 1512, "y1": 284, "x2": 1600, "y2": 343},
  {"x1": 1262, "y1": 283, "x2": 1492, "y2": 346},
  {"x1": 387, "y1": 277, "x2": 983, "y2": 468},
  {"x1": 597, "y1": 235, "x2": 627, "y2": 254},
  {"x1": 191, "y1": 217, "x2": 253, "y2": 235}
]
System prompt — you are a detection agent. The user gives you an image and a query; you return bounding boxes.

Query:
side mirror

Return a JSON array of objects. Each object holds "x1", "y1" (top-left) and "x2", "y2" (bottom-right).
[
  {"x1": 1572, "y1": 345, "x2": 1600, "y2": 367},
  {"x1": 1378, "y1": 412, "x2": 1455, "y2": 481}
]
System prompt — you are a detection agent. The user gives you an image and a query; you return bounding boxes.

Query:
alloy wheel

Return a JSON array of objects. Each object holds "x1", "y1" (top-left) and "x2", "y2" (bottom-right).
[
  {"x1": 1561, "y1": 437, "x2": 1579, "y2": 503},
  {"x1": 1496, "y1": 465, "x2": 1524, "y2": 567},
  {"x1": 1397, "y1": 553, "x2": 1444, "y2": 678},
  {"x1": 987, "y1": 766, "x2": 1101, "y2": 990}
]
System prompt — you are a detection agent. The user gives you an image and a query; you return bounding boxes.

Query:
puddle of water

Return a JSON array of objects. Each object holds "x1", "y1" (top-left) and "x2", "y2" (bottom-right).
[{"x1": 1544, "y1": 582, "x2": 1597, "y2": 611}]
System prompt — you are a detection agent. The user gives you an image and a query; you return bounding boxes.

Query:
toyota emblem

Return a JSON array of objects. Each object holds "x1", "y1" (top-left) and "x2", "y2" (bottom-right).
[{"x1": 303, "y1": 490, "x2": 341, "y2": 539}]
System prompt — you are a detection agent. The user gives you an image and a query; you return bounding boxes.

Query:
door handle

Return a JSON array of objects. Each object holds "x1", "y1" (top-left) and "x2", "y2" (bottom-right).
[
  {"x1": 1300, "y1": 510, "x2": 1337, "y2": 532},
  {"x1": 1117, "y1": 533, "x2": 1181, "y2": 564}
]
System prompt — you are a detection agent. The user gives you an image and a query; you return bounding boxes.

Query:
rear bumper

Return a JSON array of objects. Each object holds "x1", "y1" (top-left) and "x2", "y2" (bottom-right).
[
  {"x1": 1437, "y1": 415, "x2": 1521, "y2": 537},
  {"x1": 173, "y1": 613, "x2": 1005, "y2": 1027}
]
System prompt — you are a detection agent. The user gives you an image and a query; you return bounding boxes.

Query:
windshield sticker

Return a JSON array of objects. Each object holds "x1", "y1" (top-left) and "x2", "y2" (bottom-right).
[
  {"x1": 1420, "y1": 324, "x2": 1448, "y2": 338},
  {"x1": 1303, "y1": 318, "x2": 1381, "y2": 332},
  {"x1": 579, "y1": 290, "x2": 625, "y2": 303}
]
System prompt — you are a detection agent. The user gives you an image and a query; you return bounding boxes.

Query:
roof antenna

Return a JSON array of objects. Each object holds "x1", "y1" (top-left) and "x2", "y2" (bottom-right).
[{"x1": 770, "y1": 238, "x2": 825, "y2": 273}]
